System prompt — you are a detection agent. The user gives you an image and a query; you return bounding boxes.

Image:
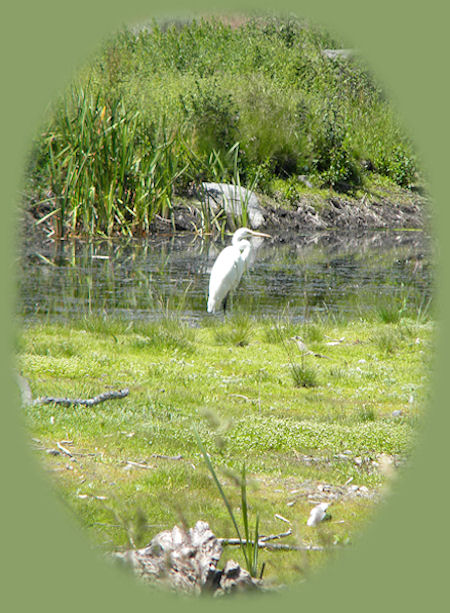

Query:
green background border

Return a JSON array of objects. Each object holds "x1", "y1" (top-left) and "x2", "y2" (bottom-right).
[{"x1": 2, "y1": 1, "x2": 448, "y2": 610}]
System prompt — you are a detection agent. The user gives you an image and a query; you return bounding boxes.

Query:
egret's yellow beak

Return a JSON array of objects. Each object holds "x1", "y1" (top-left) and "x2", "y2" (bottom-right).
[{"x1": 249, "y1": 230, "x2": 271, "y2": 238}]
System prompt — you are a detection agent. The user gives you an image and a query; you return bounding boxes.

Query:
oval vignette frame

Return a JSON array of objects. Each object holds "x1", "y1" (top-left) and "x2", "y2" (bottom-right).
[{"x1": 1, "y1": 0, "x2": 447, "y2": 612}]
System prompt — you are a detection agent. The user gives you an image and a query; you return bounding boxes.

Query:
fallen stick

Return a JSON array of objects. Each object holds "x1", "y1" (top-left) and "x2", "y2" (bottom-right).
[
  {"x1": 229, "y1": 393, "x2": 251, "y2": 402},
  {"x1": 255, "y1": 543, "x2": 325, "y2": 552},
  {"x1": 274, "y1": 513, "x2": 292, "y2": 525},
  {"x1": 151, "y1": 453, "x2": 183, "y2": 461},
  {"x1": 219, "y1": 529, "x2": 292, "y2": 546},
  {"x1": 33, "y1": 388, "x2": 129, "y2": 407},
  {"x1": 124, "y1": 461, "x2": 153, "y2": 470},
  {"x1": 218, "y1": 529, "x2": 330, "y2": 551},
  {"x1": 259, "y1": 529, "x2": 292, "y2": 542},
  {"x1": 56, "y1": 441, "x2": 73, "y2": 457},
  {"x1": 218, "y1": 537, "x2": 325, "y2": 552}
]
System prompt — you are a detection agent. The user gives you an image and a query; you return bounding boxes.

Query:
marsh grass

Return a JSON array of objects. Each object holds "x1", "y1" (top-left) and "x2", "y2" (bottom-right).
[
  {"x1": 70, "y1": 311, "x2": 197, "y2": 353},
  {"x1": 263, "y1": 310, "x2": 300, "y2": 344},
  {"x1": 214, "y1": 313, "x2": 254, "y2": 347},
  {"x1": 302, "y1": 322, "x2": 325, "y2": 344},
  {"x1": 35, "y1": 89, "x2": 189, "y2": 236},
  {"x1": 264, "y1": 322, "x2": 298, "y2": 344},
  {"x1": 29, "y1": 337, "x2": 78, "y2": 358},
  {"x1": 128, "y1": 319, "x2": 197, "y2": 354},
  {"x1": 356, "y1": 405, "x2": 377, "y2": 423},
  {"x1": 26, "y1": 16, "x2": 421, "y2": 238},
  {"x1": 290, "y1": 361, "x2": 319, "y2": 388},
  {"x1": 375, "y1": 293, "x2": 409, "y2": 324},
  {"x1": 274, "y1": 323, "x2": 320, "y2": 387},
  {"x1": 373, "y1": 325, "x2": 402, "y2": 355},
  {"x1": 377, "y1": 302, "x2": 405, "y2": 324},
  {"x1": 18, "y1": 313, "x2": 432, "y2": 586},
  {"x1": 194, "y1": 142, "x2": 263, "y2": 231},
  {"x1": 359, "y1": 285, "x2": 433, "y2": 326}
]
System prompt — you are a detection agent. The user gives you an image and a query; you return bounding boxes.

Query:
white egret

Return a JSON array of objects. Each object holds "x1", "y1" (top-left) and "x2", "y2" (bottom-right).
[{"x1": 207, "y1": 227, "x2": 271, "y2": 314}]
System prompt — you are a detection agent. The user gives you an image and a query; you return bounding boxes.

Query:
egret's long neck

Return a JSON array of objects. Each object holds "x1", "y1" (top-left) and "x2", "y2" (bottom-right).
[
  {"x1": 232, "y1": 229, "x2": 250, "y2": 247},
  {"x1": 239, "y1": 240, "x2": 252, "y2": 267}
]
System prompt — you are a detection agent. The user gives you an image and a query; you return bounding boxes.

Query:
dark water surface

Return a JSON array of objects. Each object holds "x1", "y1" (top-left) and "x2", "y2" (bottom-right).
[{"x1": 18, "y1": 230, "x2": 432, "y2": 323}]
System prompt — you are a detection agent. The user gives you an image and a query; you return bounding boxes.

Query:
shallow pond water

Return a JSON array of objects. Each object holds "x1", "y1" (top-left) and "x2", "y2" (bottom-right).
[{"x1": 18, "y1": 229, "x2": 432, "y2": 323}]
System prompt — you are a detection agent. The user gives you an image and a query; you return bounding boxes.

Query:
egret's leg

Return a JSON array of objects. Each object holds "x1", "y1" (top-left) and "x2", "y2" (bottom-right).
[{"x1": 223, "y1": 294, "x2": 229, "y2": 314}]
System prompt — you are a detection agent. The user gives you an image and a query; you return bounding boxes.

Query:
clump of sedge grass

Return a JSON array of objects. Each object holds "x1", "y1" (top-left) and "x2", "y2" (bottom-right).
[
  {"x1": 28, "y1": 338, "x2": 78, "y2": 358},
  {"x1": 374, "y1": 287, "x2": 432, "y2": 325},
  {"x1": 355, "y1": 405, "x2": 376, "y2": 423},
  {"x1": 373, "y1": 326, "x2": 402, "y2": 355},
  {"x1": 214, "y1": 313, "x2": 254, "y2": 347},
  {"x1": 73, "y1": 314, "x2": 129, "y2": 337},
  {"x1": 290, "y1": 362, "x2": 319, "y2": 388},
  {"x1": 273, "y1": 323, "x2": 319, "y2": 387},
  {"x1": 302, "y1": 322, "x2": 325, "y2": 343},
  {"x1": 72, "y1": 313, "x2": 196, "y2": 353},
  {"x1": 263, "y1": 314, "x2": 299, "y2": 344},
  {"x1": 377, "y1": 300, "x2": 405, "y2": 324},
  {"x1": 131, "y1": 317, "x2": 196, "y2": 353}
]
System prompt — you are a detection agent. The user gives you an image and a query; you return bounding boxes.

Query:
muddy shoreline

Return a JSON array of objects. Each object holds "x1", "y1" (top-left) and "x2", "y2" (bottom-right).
[
  {"x1": 155, "y1": 189, "x2": 430, "y2": 242},
  {"x1": 23, "y1": 187, "x2": 430, "y2": 248}
]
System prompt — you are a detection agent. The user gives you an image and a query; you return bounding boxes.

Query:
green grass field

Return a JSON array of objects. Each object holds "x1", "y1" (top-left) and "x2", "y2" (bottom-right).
[{"x1": 17, "y1": 310, "x2": 432, "y2": 587}]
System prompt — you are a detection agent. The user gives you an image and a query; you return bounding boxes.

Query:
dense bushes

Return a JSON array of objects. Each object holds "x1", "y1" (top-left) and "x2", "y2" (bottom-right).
[{"x1": 26, "y1": 15, "x2": 419, "y2": 236}]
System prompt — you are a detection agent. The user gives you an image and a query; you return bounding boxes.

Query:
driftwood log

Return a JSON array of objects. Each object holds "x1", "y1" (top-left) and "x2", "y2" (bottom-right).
[
  {"x1": 113, "y1": 521, "x2": 262, "y2": 595},
  {"x1": 16, "y1": 373, "x2": 129, "y2": 407}
]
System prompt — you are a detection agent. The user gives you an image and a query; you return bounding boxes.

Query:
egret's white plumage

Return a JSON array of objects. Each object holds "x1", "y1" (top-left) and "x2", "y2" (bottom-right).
[{"x1": 207, "y1": 227, "x2": 270, "y2": 314}]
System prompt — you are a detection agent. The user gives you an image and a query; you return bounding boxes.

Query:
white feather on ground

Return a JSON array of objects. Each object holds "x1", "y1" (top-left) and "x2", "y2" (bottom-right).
[{"x1": 306, "y1": 503, "x2": 330, "y2": 527}]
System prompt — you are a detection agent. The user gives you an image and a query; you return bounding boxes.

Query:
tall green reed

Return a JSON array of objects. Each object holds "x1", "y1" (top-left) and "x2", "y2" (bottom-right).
[
  {"x1": 195, "y1": 430, "x2": 261, "y2": 578},
  {"x1": 42, "y1": 88, "x2": 188, "y2": 236},
  {"x1": 190, "y1": 141, "x2": 263, "y2": 232}
]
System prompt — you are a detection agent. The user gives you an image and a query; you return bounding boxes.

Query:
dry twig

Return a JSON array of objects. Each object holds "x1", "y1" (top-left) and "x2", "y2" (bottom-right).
[
  {"x1": 151, "y1": 453, "x2": 183, "y2": 461},
  {"x1": 56, "y1": 442, "x2": 73, "y2": 457},
  {"x1": 124, "y1": 461, "x2": 153, "y2": 470}
]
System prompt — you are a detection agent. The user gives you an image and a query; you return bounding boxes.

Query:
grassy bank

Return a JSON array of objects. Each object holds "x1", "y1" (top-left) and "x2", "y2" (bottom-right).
[
  {"x1": 18, "y1": 308, "x2": 432, "y2": 587},
  {"x1": 25, "y1": 15, "x2": 421, "y2": 238}
]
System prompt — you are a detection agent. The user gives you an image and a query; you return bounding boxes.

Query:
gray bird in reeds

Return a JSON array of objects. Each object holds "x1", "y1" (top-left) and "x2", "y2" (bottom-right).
[{"x1": 290, "y1": 335, "x2": 330, "y2": 359}]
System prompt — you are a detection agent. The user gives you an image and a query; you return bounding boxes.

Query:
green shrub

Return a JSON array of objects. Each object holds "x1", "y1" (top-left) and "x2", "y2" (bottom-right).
[
  {"x1": 311, "y1": 106, "x2": 361, "y2": 189},
  {"x1": 180, "y1": 78, "x2": 239, "y2": 158},
  {"x1": 373, "y1": 142, "x2": 416, "y2": 187}
]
